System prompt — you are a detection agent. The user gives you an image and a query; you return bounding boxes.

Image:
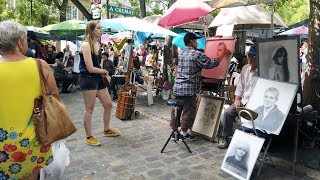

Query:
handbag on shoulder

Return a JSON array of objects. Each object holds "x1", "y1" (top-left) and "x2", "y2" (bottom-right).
[{"x1": 33, "y1": 59, "x2": 77, "y2": 146}]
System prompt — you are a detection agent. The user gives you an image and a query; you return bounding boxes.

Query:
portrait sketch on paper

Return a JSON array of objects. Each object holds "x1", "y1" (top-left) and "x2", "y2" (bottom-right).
[
  {"x1": 192, "y1": 96, "x2": 224, "y2": 141},
  {"x1": 201, "y1": 36, "x2": 236, "y2": 80},
  {"x1": 242, "y1": 78, "x2": 297, "y2": 135},
  {"x1": 258, "y1": 36, "x2": 300, "y2": 85},
  {"x1": 221, "y1": 130, "x2": 265, "y2": 180}
]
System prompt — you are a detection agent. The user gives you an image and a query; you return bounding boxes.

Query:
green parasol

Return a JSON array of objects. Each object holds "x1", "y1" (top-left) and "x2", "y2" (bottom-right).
[{"x1": 50, "y1": 20, "x2": 86, "y2": 40}]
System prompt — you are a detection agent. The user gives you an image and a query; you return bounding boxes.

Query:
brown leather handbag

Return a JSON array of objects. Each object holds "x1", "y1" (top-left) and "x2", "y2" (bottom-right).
[{"x1": 33, "y1": 59, "x2": 77, "y2": 146}]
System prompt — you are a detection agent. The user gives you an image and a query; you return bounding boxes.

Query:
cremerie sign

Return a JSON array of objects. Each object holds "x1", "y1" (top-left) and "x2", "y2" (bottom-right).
[{"x1": 108, "y1": 5, "x2": 132, "y2": 16}]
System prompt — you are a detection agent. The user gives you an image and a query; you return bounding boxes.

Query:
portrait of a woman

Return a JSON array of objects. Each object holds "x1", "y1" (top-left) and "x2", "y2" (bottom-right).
[{"x1": 268, "y1": 46, "x2": 289, "y2": 82}]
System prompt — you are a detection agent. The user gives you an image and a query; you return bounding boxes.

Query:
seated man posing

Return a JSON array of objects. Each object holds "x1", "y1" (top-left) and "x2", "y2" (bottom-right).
[{"x1": 218, "y1": 46, "x2": 258, "y2": 149}]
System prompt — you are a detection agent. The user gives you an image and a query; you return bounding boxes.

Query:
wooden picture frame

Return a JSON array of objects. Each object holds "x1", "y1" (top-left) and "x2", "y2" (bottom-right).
[
  {"x1": 221, "y1": 130, "x2": 265, "y2": 180},
  {"x1": 192, "y1": 95, "x2": 224, "y2": 141},
  {"x1": 257, "y1": 36, "x2": 300, "y2": 85}
]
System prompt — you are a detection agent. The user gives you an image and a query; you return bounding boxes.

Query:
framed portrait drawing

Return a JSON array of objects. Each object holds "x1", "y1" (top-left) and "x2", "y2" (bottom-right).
[
  {"x1": 192, "y1": 96, "x2": 224, "y2": 141},
  {"x1": 221, "y1": 130, "x2": 265, "y2": 180},
  {"x1": 242, "y1": 78, "x2": 297, "y2": 135},
  {"x1": 257, "y1": 36, "x2": 300, "y2": 85},
  {"x1": 201, "y1": 36, "x2": 236, "y2": 81}
]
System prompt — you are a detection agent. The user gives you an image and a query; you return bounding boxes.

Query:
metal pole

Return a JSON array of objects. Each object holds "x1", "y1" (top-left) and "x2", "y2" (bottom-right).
[
  {"x1": 30, "y1": 0, "x2": 33, "y2": 25},
  {"x1": 270, "y1": 1, "x2": 274, "y2": 37}
]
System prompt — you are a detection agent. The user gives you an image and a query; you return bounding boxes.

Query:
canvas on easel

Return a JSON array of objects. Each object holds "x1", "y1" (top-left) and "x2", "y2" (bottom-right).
[{"x1": 201, "y1": 36, "x2": 236, "y2": 81}]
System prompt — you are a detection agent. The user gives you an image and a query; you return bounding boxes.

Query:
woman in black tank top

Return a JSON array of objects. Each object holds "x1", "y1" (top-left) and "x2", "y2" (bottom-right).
[{"x1": 79, "y1": 20, "x2": 120, "y2": 146}]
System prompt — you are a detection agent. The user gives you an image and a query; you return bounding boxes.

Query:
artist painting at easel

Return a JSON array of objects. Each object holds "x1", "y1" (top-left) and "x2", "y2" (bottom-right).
[{"x1": 170, "y1": 32, "x2": 222, "y2": 141}]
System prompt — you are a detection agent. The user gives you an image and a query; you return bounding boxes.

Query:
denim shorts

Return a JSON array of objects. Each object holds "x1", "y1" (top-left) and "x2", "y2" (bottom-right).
[{"x1": 79, "y1": 74, "x2": 105, "y2": 91}]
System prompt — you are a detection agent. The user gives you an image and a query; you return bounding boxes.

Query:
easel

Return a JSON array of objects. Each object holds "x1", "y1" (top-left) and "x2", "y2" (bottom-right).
[
  {"x1": 123, "y1": 39, "x2": 134, "y2": 84},
  {"x1": 291, "y1": 62, "x2": 309, "y2": 176}
]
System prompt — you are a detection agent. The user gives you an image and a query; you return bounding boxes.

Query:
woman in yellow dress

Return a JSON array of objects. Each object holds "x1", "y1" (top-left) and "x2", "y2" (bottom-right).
[{"x1": 0, "y1": 21, "x2": 57, "y2": 179}]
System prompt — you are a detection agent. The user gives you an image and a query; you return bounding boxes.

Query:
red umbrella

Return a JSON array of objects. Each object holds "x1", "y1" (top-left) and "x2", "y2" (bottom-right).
[{"x1": 158, "y1": 0, "x2": 215, "y2": 27}]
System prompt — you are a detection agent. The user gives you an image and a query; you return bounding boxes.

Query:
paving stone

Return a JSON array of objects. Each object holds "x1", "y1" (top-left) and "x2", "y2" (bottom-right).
[
  {"x1": 177, "y1": 152, "x2": 193, "y2": 159},
  {"x1": 111, "y1": 165, "x2": 129, "y2": 173},
  {"x1": 158, "y1": 172, "x2": 176, "y2": 180},
  {"x1": 145, "y1": 156, "x2": 160, "y2": 162},
  {"x1": 129, "y1": 174, "x2": 146, "y2": 180},
  {"x1": 162, "y1": 156, "x2": 179, "y2": 164},
  {"x1": 61, "y1": 92, "x2": 318, "y2": 179},
  {"x1": 193, "y1": 146, "x2": 210, "y2": 154},
  {"x1": 131, "y1": 166, "x2": 148, "y2": 174},
  {"x1": 115, "y1": 152, "x2": 132, "y2": 159},
  {"x1": 188, "y1": 171, "x2": 203, "y2": 179},
  {"x1": 147, "y1": 169, "x2": 164, "y2": 177},
  {"x1": 176, "y1": 167, "x2": 191, "y2": 175},
  {"x1": 191, "y1": 164, "x2": 207, "y2": 170},
  {"x1": 148, "y1": 161, "x2": 165, "y2": 168},
  {"x1": 199, "y1": 152, "x2": 214, "y2": 159}
]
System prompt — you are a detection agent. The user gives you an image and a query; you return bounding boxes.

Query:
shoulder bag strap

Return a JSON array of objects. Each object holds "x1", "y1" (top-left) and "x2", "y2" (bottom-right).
[{"x1": 34, "y1": 58, "x2": 50, "y2": 95}]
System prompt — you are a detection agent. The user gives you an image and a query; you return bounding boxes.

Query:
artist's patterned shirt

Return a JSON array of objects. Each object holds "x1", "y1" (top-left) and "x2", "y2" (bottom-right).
[{"x1": 173, "y1": 47, "x2": 220, "y2": 96}]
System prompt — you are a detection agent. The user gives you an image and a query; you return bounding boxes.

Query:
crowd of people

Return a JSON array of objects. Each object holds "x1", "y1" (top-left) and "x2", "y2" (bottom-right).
[
  {"x1": 0, "y1": 19, "x2": 163, "y2": 179},
  {"x1": 0, "y1": 18, "x2": 311, "y2": 179}
]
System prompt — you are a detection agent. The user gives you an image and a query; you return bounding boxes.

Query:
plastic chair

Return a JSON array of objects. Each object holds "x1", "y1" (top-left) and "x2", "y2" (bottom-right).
[{"x1": 236, "y1": 107, "x2": 276, "y2": 176}]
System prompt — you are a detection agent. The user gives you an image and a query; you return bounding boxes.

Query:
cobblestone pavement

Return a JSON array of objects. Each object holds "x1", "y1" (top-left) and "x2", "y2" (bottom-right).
[{"x1": 61, "y1": 91, "x2": 320, "y2": 180}]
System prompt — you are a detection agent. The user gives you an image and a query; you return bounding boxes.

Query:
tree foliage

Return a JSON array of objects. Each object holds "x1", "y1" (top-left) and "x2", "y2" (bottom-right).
[
  {"x1": 0, "y1": 0, "x2": 59, "y2": 27},
  {"x1": 275, "y1": 0, "x2": 310, "y2": 26}
]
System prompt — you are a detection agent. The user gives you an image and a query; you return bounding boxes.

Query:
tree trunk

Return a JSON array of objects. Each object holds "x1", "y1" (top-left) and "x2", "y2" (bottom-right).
[
  {"x1": 70, "y1": 0, "x2": 92, "y2": 21},
  {"x1": 302, "y1": 0, "x2": 320, "y2": 110},
  {"x1": 52, "y1": 0, "x2": 68, "y2": 22},
  {"x1": 41, "y1": 14, "x2": 47, "y2": 27},
  {"x1": 162, "y1": 0, "x2": 176, "y2": 82},
  {"x1": 106, "y1": 0, "x2": 110, "y2": 19},
  {"x1": 163, "y1": 35, "x2": 173, "y2": 81},
  {"x1": 139, "y1": 0, "x2": 146, "y2": 18}
]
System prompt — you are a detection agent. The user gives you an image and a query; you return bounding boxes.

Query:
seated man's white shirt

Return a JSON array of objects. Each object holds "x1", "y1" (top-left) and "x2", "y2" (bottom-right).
[{"x1": 234, "y1": 64, "x2": 258, "y2": 105}]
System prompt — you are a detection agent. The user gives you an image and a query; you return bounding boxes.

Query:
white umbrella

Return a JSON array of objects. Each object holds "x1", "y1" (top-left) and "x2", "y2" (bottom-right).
[
  {"x1": 176, "y1": 14, "x2": 215, "y2": 30},
  {"x1": 53, "y1": 40, "x2": 77, "y2": 56},
  {"x1": 143, "y1": 14, "x2": 163, "y2": 24},
  {"x1": 100, "y1": 17, "x2": 179, "y2": 36},
  {"x1": 209, "y1": 4, "x2": 287, "y2": 29},
  {"x1": 109, "y1": 31, "x2": 133, "y2": 40}
]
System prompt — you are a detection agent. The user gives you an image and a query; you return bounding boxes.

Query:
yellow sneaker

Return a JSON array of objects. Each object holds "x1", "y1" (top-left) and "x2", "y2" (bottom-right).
[
  {"x1": 103, "y1": 128, "x2": 120, "y2": 137},
  {"x1": 85, "y1": 136, "x2": 101, "y2": 146}
]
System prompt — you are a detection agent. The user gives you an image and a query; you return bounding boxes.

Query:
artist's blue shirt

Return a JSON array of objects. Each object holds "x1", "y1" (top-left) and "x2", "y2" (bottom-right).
[{"x1": 173, "y1": 47, "x2": 220, "y2": 96}]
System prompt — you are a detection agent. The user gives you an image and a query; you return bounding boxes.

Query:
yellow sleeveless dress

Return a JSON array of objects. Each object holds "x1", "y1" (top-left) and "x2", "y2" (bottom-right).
[{"x1": 0, "y1": 58, "x2": 52, "y2": 179}]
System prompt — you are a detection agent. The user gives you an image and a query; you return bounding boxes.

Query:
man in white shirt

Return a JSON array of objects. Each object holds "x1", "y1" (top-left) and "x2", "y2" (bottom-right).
[{"x1": 218, "y1": 45, "x2": 258, "y2": 149}]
